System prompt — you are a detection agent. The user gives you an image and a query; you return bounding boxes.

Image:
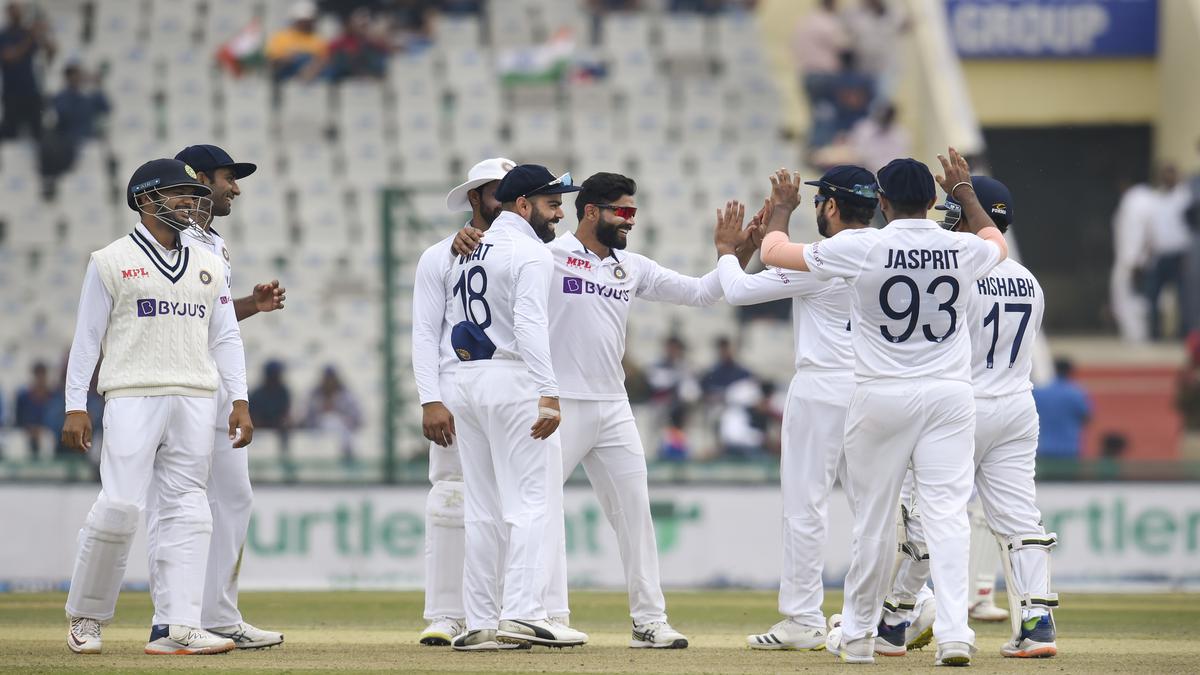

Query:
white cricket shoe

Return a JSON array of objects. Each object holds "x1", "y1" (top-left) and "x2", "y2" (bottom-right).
[
  {"x1": 631, "y1": 621, "x2": 688, "y2": 649},
  {"x1": 419, "y1": 617, "x2": 466, "y2": 646},
  {"x1": 208, "y1": 621, "x2": 284, "y2": 649},
  {"x1": 906, "y1": 595, "x2": 937, "y2": 650},
  {"x1": 498, "y1": 618, "x2": 587, "y2": 647},
  {"x1": 935, "y1": 640, "x2": 975, "y2": 666},
  {"x1": 67, "y1": 617, "x2": 102, "y2": 654},
  {"x1": 452, "y1": 628, "x2": 500, "y2": 651},
  {"x1": 746, "y1": 618, "x2": 825, "y2": 650},
  {"x1": 144, "y1": 624, "x2": 236, "y2": 655},
  {"x1": 826, "y1": 615, "x2": 874, "y2": 664},
  {"x1": 969, "y1": 597, "x2": 1009, "y2": 622}
]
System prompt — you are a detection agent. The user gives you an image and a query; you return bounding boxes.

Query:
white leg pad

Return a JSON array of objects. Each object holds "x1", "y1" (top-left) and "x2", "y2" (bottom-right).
[
  {"x1": 997, "y1": 531, "x2": 1059, "y2": 641},
  {"x1": 425, "y1": 480, "x2": 466, "y2": 620},
  {"x1": 66, "y1": 498, "x2": 140, "y2": 621},
  {"x1": 968, "y1": 500, "x2": 1001, "y2": 602}
]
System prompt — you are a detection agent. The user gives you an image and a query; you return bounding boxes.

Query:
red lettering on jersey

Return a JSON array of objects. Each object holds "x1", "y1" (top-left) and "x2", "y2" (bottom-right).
[
  {"x1": 121, "y1": 268, "x2": 149, "y2": 279},
  {"x1": 566, "y1": 256, "x2": 592, "y2": 270}
]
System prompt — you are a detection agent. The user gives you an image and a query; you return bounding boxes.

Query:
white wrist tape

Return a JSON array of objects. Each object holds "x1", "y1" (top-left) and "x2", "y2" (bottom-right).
[{"x1": 538, "y1": 407, "x2": 561, "y2": 420}]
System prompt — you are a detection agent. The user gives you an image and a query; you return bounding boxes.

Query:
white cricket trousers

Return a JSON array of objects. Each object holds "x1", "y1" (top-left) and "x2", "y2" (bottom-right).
[
  {"x1": 453, "y1": 361, "x2": 562, "y2": 630},
  {"x1": 68, "y1": 395, "x2": 216, "y2": 627},
  {"x1": 545, "y1": 398, "x2": 666, "y2": 625},
  {"x1": 424, "y1": 383, "x2": 466, "y2": 621},
  {"x1": 146, "y1": 406, "x2": 254, "y2": 629},
  {"x1": 840, "y1": 378, "x2": 975, "y2": 646},
  {"x1": 778, "y1": 369, "x2": 853, "y2": 628},
  {"x1": 890, "y1": 392, "x2": 1050, "y2": 620}
]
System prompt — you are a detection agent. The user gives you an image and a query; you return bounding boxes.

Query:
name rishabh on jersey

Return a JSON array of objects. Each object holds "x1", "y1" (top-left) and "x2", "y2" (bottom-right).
[{"x1": 966, "y1": 257, "x2": 1045, "y2": 398}]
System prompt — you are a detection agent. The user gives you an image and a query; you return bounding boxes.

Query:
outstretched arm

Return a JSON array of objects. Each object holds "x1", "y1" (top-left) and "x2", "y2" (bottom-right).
[{"x1": 759, "y1": 169, "x2": 811, "y2": 271}]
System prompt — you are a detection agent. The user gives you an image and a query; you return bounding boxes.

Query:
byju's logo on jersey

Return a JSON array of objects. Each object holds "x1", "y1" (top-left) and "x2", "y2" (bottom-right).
[
  {"x1": 562, "y1": 276, "x2": 630, "y2": 301},
  {"x1": 136, "y1": 298, "x2": 207, "y2": 319}
]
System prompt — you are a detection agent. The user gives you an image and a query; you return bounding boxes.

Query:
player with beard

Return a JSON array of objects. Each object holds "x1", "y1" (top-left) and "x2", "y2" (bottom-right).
[
  {"x1": 711, "y1": 166, "x2": 878, "y2": 652},
  {"x1": 445, "y1": 164, "x2": 588, "y2": 650},
  {"x1": 411, "y1": 157, "x2": 513, "y2": 646},
  {"x1": 454, "y1": 172, "x2": 762, "y2": 648}
]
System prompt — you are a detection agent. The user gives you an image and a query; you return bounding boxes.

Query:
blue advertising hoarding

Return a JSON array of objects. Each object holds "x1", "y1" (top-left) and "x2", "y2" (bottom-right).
[{"x1": 946, "y1": 0, "x2": 1158, "y2": 58}]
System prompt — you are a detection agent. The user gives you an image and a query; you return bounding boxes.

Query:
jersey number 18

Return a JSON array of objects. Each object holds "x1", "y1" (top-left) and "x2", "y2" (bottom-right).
[{"x1": 453, "y1": 267, "x2": 491, "y2": 329}]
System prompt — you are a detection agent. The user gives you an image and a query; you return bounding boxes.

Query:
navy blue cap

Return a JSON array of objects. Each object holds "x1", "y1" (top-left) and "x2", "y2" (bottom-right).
[
  {"x1": 127, "y1": 158, "x2": 211, "y2": 211},
  {"x1": 803, "y1": 165, "x2": 879, "y2": 204},
  {"x1": 494, "y1": 164, "x2": 581, "y2": 203},
  {"x1": 174, "y1": 144, "x2": 257, "y2": 179},
  {"x1": 937, "y1": 175, "x2": 1012, "y2": 229},
  {"x1": 877, "y1": 158, "x2": 936, "y2": 206}
]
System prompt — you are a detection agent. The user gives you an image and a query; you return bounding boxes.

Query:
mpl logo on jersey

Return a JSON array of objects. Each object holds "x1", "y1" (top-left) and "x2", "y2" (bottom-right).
[
  {"x1": 121, "y1": 267, "x2": 149, "y2": 280},
  {"x1": 562, "y1": 276, "x2": 631, "y2": 301},
  {"x1": 566, "y1": 256, "x2": 592, "y2": 270},
  {"x1": 136, "y1": 298, "x2": 207, "y2": 319}
]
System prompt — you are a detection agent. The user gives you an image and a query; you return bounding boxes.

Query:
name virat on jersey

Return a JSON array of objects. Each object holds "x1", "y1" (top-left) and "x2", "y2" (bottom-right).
[
  {"x1": 884, "y1": 248, "x2": 962, "y2": 270},
  {"x1": 457, "y1": 243, "x2": 494, "y2": 265}
]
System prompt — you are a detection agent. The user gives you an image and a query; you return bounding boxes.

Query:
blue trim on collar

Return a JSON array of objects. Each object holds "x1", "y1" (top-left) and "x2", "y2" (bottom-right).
[{"x1": 130, "y1": 231, "x2": 190, "y2": 284}]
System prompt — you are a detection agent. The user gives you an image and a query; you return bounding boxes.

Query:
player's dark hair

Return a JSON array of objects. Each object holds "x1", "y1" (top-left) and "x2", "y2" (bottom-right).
[
  {"x1": 886, "y1": 199, "x2": 930, "y2": 218},
  {"x1": 833, "y1": 197, "x2": 875, "y2": 226},
  {"x1": 576, "y1": 172, "x2": 636, "y2": 220}
]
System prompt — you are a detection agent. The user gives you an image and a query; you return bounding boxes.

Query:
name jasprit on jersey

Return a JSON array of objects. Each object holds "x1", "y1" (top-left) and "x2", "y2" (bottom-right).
[{"x1": 884, "y1": 248, "x2": 961, "y2": 270}]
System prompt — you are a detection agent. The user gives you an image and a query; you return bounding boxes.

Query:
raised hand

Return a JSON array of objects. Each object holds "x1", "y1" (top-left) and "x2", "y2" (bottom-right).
[
  {"x1": 253, "y1": 279, "x2": 286, "y2": 312},
  {"x1": 713, "y1": 200, "x2": 746, "y2": 257},
  {"x1": 451, "y1": 226, "x2": 484, "y2": 257},
  {"x1": 935, "y1": 147, "x2": 973, "y2": 198},
  {"x1": 769, "y1": 169, "x2": 802, "y2": 213}
]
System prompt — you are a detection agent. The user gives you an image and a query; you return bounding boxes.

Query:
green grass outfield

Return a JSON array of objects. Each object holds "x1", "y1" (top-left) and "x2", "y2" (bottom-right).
[{"x1": 3, "y1": 590, "x2": 1198, "y2": 673}]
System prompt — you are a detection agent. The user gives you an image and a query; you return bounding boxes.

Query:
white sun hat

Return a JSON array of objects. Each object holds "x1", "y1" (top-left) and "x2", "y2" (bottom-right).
[{"x1": 446, "y1": 157, "x2": 517, "y2": 212}]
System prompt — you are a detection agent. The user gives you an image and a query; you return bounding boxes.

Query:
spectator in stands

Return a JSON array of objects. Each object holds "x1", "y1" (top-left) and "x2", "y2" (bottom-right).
[
  {"x1": 700, "y1": 336, "x2": 752, "y2": 403},
  {"x1": 846, "y1": 102, "x2": 909, "y2": 175},
  {"x1": 792, "y1": 0, "x2": 848, "y2": 150},
  {"x1": 42, "y1": 62, "x2": 110, "y2": 177},
  {"x1": 1111, "y1": 175, "x2": 1154, "y2": 343},
  {"x1": 329, "y1": 8, "x2": 390, "y2": 80},
  {"x1": 250, "y1": 360, "x2": 293, "y2": 456},
  {"x1": 1183, "y1": 142, "x2": 1200, "y2": 333},
  {"x1": 14, "y1": 361, "x2": 53, "y2": 459},
  {"x1": 305, "y1": 365, "x2": 362, "y2": 464},
  {"x1": 647, "y1": 335, "x2": 700, "y2": 409},
  {"x1": 1032, "y1": 358, "x2": 1092, "y2": 459},
  {"x1": 841, "y1": 0, "x2": 909, "y2": 104},
  {"x1": 51, "y1": 63, "x2": 110, "y2": 147},
  {"x1": 265, "y1": 0, "x2": 330, "y2": 82},
  {"x1": 1146, "y1": 164, "x2": 1192, "y2": 341},
  {"x1": 829, "y1": 50, "x2": 873, "y2": 138},
  {"x1": 0, "y1": 1, "x2": 54, "y2": 142},
  {"x1": 658, "y1": 405, "x2": 691, "y2": 462},
  {"x1": 717, "y1": 378, "x2": 767, "y2": 459},
  {"x1": 623, "y1": 354, "x2": 651, "y2": 404}
]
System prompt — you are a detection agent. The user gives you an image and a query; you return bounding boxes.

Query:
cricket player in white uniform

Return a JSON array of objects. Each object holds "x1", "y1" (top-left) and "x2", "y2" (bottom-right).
[
  {"x1": 61, "y1": 158, "x2": 253, "y2": 655},
  {"x1": 140, "y1": 145, "x2": 285, "y2": 650},
  {"x1": 710, "y1": 166, "x2": 878, "y2": 651},
  {"x1": 410, "y1": 157, "x2": 514, "y2": 645},
  {"x1": 453, "y1": 172, "x2": 761, "y2": 648},
  {"x1": 445, "y1": 164, "x2": 587, "y2": 651},
  {"x1": 759, "y1": 151, "x2": 1009, "y2": 666},
  {"x1": 880, "y1": 175, "x2": 1058, "y2": 659}
]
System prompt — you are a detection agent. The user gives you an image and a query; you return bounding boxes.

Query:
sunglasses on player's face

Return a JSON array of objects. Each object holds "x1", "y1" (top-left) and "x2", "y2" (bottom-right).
[{"x1": 596, "y1": 204, "x2": 637, "y2": 220}]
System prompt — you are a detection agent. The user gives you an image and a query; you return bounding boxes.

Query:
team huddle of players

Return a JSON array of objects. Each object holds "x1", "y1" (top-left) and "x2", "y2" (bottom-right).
[{"x1": 413, "y1": 149, "x2": 1058, "y2": 666}]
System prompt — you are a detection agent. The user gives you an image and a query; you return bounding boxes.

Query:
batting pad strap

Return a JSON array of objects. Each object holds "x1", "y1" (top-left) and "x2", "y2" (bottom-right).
[
  {"x1": 1005, "y1": 532, "x2": 1058, "y2": 551},
  {"x1": 883, "y1": 597, "x2": 916, "y2": 613},
  {"x1": 1017, "y1": 593, "x2": 1059, "y2": 609},
  {"x1": 898, "y1": 540, "x2": 929, "y2": 562}
]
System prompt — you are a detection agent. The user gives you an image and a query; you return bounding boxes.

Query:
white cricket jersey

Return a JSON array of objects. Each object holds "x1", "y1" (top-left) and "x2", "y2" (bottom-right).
[
  {"x1": 966, "y1": 258, "x2": 1044, "y2": 398},
  {"x1": 411, "y1": 232, "x2": 461, "y2": 405},
  {"x1": 802, "y1": 219, "x2": 1003, "y2": 382},
  {"x1": 443, "y1": 211, "x2": 558, "y2": 397},
  {"x1": 65, "y1": 223, "x2": 247, "y2": 411},
  {"x1": 548, "y1": 230, "x2": 724, "y2": 400},
  {"x1": 717, "y1": 248, "x2": 855, "y2": 372},
  {"x1": 183, "y1": 226, "x2": 237, "y2": 421}
]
